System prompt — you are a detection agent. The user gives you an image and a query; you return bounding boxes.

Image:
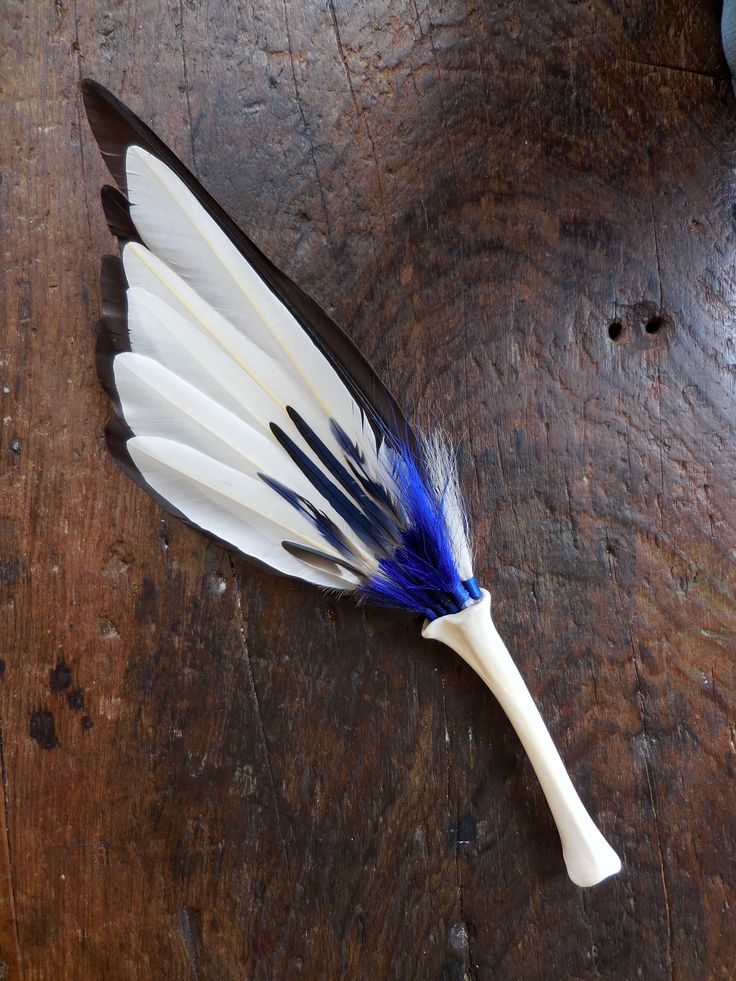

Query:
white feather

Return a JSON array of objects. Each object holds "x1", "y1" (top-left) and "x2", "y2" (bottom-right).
[
  {"x1": 115, "y1": 147, "x2": 398, "y2": 586},
  {"x1": 125, "y1": 146, "x2": 368, "y2": 439},
  {"x1": 127, "y1": 436, "x2": 361, "y2": 589},
  {"x1": 114, "y1": 352, "x2": 294, "y2": 479},
  {"x1": 422, "y1": 431, "x2": 474, "y2": 581},
  {"x1": 126, "y1": 287, "x2": 255, "y2": 419},
  {"x1": 122, "y1": 242, "x2": 369, "y2": 458},
  {"x1": 126, "y1": 285, "x2": 289, "y2": 434},
  {"x1": 114, "y1": 352, "x2": 378, "y2": 574}
]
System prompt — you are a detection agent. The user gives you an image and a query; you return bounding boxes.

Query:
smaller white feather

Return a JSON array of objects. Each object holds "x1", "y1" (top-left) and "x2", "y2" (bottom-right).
[
  {"x1": 114, "y1": 351, "x2": 295, "y2": 480},
  {"x1": 126, "y1": 286, "x2": 284, "y2": 431},
  {"x1": 127, "y1": 435, "x2": 360, "y2": 589},
  {"x1": 421, "y1": 431, "x2": 474, "y2": 581}
]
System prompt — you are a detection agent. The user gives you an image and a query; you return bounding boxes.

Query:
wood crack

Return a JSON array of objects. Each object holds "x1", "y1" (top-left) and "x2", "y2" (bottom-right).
[
  {"x1": 282, "y1": 0, "x2": 337, "y2": 258},
  {"x1": 178, "y1": 0, "x2": 198, "y2": 172},
  {"x1": 607, "y1": 541, "x2": 674, "y2": 980},
  {"x1": 646, "y1": 172, "x2": 667, "y2": 534},
  {"x1": 228, "y1": 556, "x2": 291, "y2": 874},
  {"x1": 411, "y1": 0, "x2": 459, "y2": 194},
  {"x1": 623, "y1": 59, "x2": 721, "y2": 81},
  {"x1": 440, "y1": 672, "x2": 471, "y2": 974},
  {"x1": 327, "y1": 0, "x2": 389, "y2": 237},
  {"x1": 72, "y1": 0, "x2": 94, "y2": 251},
  {"x1": 633, "y1": 658, "x2": 675, "y2": 981}
]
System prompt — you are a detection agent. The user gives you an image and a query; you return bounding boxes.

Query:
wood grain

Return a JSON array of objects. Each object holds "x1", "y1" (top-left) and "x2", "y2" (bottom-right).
[{"x1": 2, "y1": 1, "x2": 735, "y2": 977}]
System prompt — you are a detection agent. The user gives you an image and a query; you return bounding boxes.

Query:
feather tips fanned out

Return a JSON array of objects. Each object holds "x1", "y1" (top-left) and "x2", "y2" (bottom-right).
[
  {"x1": 83, "y1": 79, "x2": 479, "y2": 617},
  {"x1": 82, "y1": 79, "x2": 408, "y2": 441}
]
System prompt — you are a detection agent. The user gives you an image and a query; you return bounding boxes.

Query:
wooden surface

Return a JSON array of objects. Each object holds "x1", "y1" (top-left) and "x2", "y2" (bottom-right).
[{"x1": 2, "y1": 1, "x2": 735, "y2": 977}]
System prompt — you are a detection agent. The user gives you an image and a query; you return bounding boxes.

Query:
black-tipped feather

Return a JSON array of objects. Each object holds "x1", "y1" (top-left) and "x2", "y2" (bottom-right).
[
  {"x1": 95, "y1": 320, "x2": 121, "y2": 403},
  {"x1": 281, "y1": 541, "x2": 364, "y2": 580},
  {"x1": 99, "y1": 254, "x2": 129, "y2": 349},
  {"x1": 97, "y1": 269, "x2": 260, "y2": 569},
  {"x1": 258, "y1": 473, "x2": 359, "y2": 561},
  {"x1": 82, "y1": 78, "x2": 412, "y2": 446},
  {"x1": 331, "y1": 419, "x2": 399, "y2": 515},
  {"x1": 286, "y1": 406, "x2": 401, "y2": 544},
  {"x1": 101, "y1": 185, "x2": 142, "y2": 244},
  {"x1": 95, "y1": 255, "x2": 130, "y2": 403}
]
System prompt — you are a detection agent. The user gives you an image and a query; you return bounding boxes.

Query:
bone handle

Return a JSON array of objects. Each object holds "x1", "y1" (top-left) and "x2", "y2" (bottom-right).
[{"x1": 422, "y1": 589, "x2": 621, "y2": 887}]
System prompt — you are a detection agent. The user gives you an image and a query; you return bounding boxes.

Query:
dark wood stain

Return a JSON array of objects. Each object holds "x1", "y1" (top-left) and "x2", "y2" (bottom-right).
[
  {"x1": 0, "y1": 561, "x2": 19, "y2": 586},
  {"x1": 66, "y1": 685, "x2": 85, "y2": 713},
  {"x1": 49, "y1": 659, "x2": 72, "y2": 693},
  {"x1": 28, "y1": 712, "x2": 59, "y2": 751},
  {"x1": 1, "y1": 1, "x2": 734, "y2": 978}
]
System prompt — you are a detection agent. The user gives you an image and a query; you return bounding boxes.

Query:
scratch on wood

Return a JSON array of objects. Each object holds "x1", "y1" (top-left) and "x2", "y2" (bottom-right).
[
  {"x1": 623, "y1": 59, "x2": 720, "y2": 81},
  {"x1": 178, "y1": 0, "x2": 198, "y2": 172},
  {"x1": 439, "y1": 670, "x2": 467, "y2": 960},
  {"x1": 0, "y1": 717, "x2": 20, "y2": 978},
  {"x1": 282, "y1": 0, "x2": 336, "y2": 258},
  {"x1": 228, "y1": 556, "x2": 291, "y2": 873},
  {"x1": 327, "y1": 0, "x2": 389, "y2": 237},
  {"x1": 411, "y1": 0, "x2": 459, "y2": 194},
  {"x1": 607, "y1": 544, "x2": 674, "y2": 980},
  {"x1": 179, "y1": 905, "x2": 202, "y2": 980},
  {"x1": 632, "y1": 658, "x2": 675, "y2": 981},
  {"x1": 71, "y1": 0, "x2": 94, "y2": 250}
]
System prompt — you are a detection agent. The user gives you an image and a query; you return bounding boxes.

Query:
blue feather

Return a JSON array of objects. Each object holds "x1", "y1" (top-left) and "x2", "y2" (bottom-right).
[
  {"x1": 286, "y1": 407, "x2": 401, "y2": 544},
  {"x1": 356, "y1": 437, "x2": 472, "y2": 620},
  {"x1": 270, "y1": 422, "x2": 388, "y2": 554},
  {"x1": 264, "y1": 418, "x2": 476, "y2": 620},
  {"x1": 258, "y1": 473, "x2": 358, "y2": 561}
]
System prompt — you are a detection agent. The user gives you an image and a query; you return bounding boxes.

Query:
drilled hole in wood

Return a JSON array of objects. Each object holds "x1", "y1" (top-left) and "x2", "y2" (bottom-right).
[
  {"x1": 608, "y1": 321, "x2": 623, "y2": 341},
  {"x1": 645, "y1": 316, "x2": 664, "y2": 334}
]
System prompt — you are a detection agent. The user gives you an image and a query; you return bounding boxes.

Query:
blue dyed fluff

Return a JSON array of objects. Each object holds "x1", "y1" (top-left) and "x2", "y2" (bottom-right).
[{"x1": 357, "y1": 438, "x2": 470, "y2": 620}]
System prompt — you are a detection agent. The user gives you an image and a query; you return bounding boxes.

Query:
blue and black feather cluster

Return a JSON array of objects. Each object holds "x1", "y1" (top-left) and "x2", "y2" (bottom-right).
[
  {"x1": 266, "y1": 408, "x2": 480, "y2": 621},
  {"x1": 358, "y1": 438, "x2": 480, "y2": 620}
]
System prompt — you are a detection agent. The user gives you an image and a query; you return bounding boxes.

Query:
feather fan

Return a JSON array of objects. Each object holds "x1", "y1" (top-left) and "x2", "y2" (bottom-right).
[{"x1": 82, "y1": 80, "x2": 621, "y2": 887}]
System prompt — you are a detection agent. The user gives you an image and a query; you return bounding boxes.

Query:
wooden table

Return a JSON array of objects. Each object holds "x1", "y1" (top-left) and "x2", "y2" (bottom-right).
[{"x1": 2, "y1": 1, "x2": 734, "y2": 977}]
